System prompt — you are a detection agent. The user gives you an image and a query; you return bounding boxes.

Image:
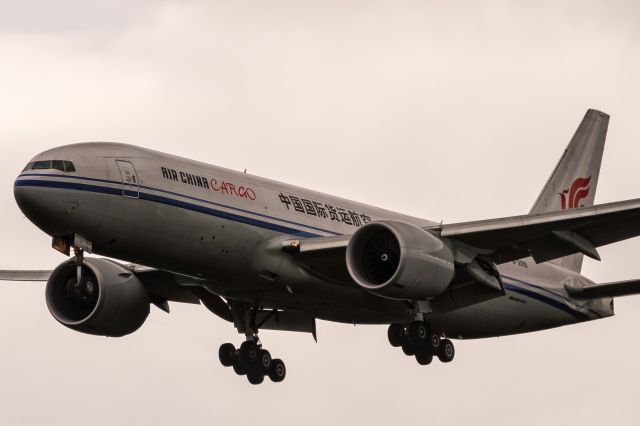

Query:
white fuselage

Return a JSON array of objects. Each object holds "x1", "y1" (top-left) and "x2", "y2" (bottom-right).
[{"x1": 13, "y1": 142, "x2": 614, "y2": 339}]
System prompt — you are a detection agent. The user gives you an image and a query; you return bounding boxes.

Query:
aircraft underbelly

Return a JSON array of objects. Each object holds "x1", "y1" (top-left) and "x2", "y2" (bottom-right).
[{"x1": 432, "y1": 289, "x2": 589, "y2": 339}]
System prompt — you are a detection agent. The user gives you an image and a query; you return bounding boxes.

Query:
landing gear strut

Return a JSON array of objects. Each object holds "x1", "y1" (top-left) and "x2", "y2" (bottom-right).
[
  {"x1": 218, "y1": 302, "x2": 287, "y2": 384},
  {"x1": 76, "y1": 248, "x2": 88, "y2": 281},
  {"x1": 388, "y1": 321, "x2": 455, "y2": 365}
]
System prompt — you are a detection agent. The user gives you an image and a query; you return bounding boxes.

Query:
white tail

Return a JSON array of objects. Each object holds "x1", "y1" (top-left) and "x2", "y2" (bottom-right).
[{"x1": 530, "y1": 109, "x2": 609, "y2": 272}]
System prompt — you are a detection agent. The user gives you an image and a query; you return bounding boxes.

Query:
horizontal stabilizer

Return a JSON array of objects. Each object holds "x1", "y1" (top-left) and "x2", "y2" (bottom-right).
[{"x1": 566, "y1": 279, "x2": 640, "y2": 299}]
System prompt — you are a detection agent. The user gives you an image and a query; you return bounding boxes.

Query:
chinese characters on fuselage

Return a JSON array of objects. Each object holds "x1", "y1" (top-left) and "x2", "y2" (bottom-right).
[{"x1": 278, "y1": 193, "x2": 371, "y2": 227}]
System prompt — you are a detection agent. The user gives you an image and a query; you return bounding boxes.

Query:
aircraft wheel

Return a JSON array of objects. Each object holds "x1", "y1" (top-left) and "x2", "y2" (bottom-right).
[
  {"x1": 437, "y1": 339, "x2": 455, "y2": 363},
  {"x1": 247, "y1": 371, "x2": 264, "y2": 385},
  {"x1": 240, "y1": 340, "x2": 259, "y2": 365},
  {"x1": 387, "y1": 323, "x2": 405, "y2": 347},
  {"x1": 258, "y1": 349, "x2": 272, "y2": 373},
  {"x1": 268, "y1": 359, "x2": 286, "y2": 383},
  {"x1": 408, "y1": 321, "x2": 428, "y2": 346},
  {"x1": 430, "y1": 333, "x2": 441, "y2": 352},
  {"x1": 232, "y1": 359, "x2": 247, "y2": 376},
  {"x1": 218, "y1": 343, "x2": 236, "y2": 367},
  {"x1": 415, "y1": 348, "x2": 433, "y2": 365},
  {"x1": 401, "y1": 342, "x2": 416, "y2": 356}
]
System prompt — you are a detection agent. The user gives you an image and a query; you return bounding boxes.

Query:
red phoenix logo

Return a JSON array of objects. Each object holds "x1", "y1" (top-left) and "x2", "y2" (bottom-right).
[{"x1": 559, "y1": 176, "x2": 591, "y2": 210}]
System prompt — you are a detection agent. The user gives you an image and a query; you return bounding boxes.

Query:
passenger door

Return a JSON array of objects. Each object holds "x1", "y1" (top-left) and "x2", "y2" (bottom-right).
[{"x1": 115, "y1": 160, "x2": 139, "y2": 199}]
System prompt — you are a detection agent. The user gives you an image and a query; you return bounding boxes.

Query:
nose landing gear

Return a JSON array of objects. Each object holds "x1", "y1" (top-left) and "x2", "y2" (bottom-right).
[{"x1": 388, "y1": 321, "x2": 455, "y2": 365}]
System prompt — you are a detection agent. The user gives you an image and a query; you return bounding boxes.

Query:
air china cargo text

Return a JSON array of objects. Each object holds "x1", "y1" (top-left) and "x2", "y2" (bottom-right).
[{"x1": 161, "y1": 166, "x2": 256, "y2": 200}]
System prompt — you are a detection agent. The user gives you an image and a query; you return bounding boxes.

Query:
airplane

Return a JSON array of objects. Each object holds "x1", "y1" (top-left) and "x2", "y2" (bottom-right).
[{"x1": 4, "y1": 109, "x2": 640, "y2": 385}]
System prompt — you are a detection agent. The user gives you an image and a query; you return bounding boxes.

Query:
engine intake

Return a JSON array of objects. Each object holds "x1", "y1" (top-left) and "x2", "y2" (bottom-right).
[
  {"x1": 346, "y1": 220, "x2": 455, "y2": 300},
  {"x1": 46, "y1": 257, "x2": 150, "y2": 337}
]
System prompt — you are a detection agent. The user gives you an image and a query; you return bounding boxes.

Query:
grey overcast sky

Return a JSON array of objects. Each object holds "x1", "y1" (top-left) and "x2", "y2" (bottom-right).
[{"x1": 1, "y1": 1, "x2": 640, "y2": 425}]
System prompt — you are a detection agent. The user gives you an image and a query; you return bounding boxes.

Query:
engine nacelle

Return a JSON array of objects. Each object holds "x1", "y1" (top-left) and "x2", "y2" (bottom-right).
[
  {"x1": 45, "y1": 257, "x2": 150, "y2": 337},
  {"x1": 346, "y1": 220, "x2": 455, "y2": 300}
]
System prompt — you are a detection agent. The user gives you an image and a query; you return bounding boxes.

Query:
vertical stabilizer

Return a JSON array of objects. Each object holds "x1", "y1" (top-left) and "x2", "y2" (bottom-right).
[{"x1": 530, "y1": 109, "x2": 609, "y2": 272}]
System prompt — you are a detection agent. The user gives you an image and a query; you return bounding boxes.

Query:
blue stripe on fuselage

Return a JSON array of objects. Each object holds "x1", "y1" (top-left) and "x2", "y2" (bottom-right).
[
  {"x1": 19, "y1": 173, "x2": 342, "y2": 236},
  {"x1": 502, "y1": 281, "x2": 591, "y2": 321},
  {"x1": 15, "y1": 179, "x2": 322, "y2": 238}
]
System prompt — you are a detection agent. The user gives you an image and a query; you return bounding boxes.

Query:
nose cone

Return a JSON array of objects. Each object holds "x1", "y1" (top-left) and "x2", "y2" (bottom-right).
[
  {"x1": 14, "y1": 178, "x2": 56, "y2": 234},
  {"x1": 15, "y1": 179, "x2": 36, "y2": 215},
  {"x1": 14, "y1": 156, "x2": 107, "y2": 240}
]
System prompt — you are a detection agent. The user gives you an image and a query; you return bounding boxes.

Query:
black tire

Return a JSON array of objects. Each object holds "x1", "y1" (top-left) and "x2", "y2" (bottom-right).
[
  {"x1": 401, "y1": 342, "x2": 416, "y2": 356},
  {"x1": 415, "y1": 348, "x2": 433, "y2": 365},
  {"x1": 247, "y1": 371, "x2": 264, "y2": 385},
  {"x1": 268, "y1": 359, "x2": 286, "y2": 383},
  {"x1": 408, "y1": 321, "x2": 428, "y2": 346},
  {"x1": 232, "y1": 360, "x2": 247, "y2": 376},
  {"x1": 387, "y1": 323, "x2": 405, "y2": 347},
  {"x1": 258, "y1": 349, "x2": 272, "y2": 373},
  {"x1": 437, "y1": 339, "x2": 455, "y2": 363},
  {"x1": 218, "y1": 343, "x2": 236, "y2": 367},
  {"x1": 240, "y1": 340, "x2": 259, "y2": 365}
]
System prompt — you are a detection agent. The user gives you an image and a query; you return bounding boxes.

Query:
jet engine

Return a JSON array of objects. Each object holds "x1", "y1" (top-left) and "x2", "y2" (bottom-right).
[
  {"x1": 45, "y1": 257, "x2": 150, "y2": 337},
  {"x1": 346, "y1": 220, "x2": 455, "y2": 300}
]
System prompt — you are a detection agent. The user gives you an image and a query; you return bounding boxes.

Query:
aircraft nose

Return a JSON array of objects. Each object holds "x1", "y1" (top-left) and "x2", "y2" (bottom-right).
[
  {"x1": 14, "y1": 175, "x2": 74, "y2": 238},
  {"x1": 14, "y1": 178, "x2": 48, "y2": 227},
  {"x1": 14, "y1": 163, "x2": 106, "y2": 239}
]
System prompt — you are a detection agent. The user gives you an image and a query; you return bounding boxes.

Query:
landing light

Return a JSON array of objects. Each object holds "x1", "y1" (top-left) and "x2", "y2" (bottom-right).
[{"x1": 52, "y1": 237, "x2": 70, "y2": 256}]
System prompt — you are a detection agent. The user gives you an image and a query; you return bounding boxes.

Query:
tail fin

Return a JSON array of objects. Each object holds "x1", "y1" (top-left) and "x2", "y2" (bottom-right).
[{"x1": 530, "y1": 109, "x2": 609, "y2": 272}]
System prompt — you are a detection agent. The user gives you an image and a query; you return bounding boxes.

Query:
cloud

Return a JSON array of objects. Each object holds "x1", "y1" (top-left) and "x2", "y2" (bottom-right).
[{"x1": 0, "y1": 0, "x2": 166, "y2": 35}]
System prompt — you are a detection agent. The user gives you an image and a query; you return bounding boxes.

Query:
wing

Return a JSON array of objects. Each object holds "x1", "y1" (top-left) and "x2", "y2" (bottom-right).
[
  {"x1": 0, "y1": 264, "x2": 202, "y2": 307},
  {"x1": 0, "y1": 263, "x2": 315, "y2": 333},
  {"x1": 282, "y1": 236, "x2": 351, "y2": 284},
  {"x1": 0, "y1": 270, "x2": 52, "y2": 281},
  {"x1": 566, "y1": 279, "x2": 640, "y2": 299},
  {"x1": 430, "y1": 198, "x2": 640, "y2": 265},
  {"x1": 283, "y1": 197, "x2": 640, "y2": 273}
]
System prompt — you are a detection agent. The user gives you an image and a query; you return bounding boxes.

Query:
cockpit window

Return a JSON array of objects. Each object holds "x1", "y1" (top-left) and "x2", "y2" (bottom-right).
[
  {"x1": 32, "y1": 161, "x2": 51, "y2": 170},
  {"x1": 63, "y1": 161, "x2": 76, "y2": 172},
  {"x1": 51, "y1": 160, "x2": 65, "y2": 171},
  {"x1": 23, "y1": 160, "x2": 77, "y2": 173}
]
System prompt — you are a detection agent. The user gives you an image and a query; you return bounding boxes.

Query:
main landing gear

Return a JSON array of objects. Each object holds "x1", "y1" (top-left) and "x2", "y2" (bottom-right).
[
  {"x1": 218, "y1": 302, "x2": 286, "y2": 385},
  {"x1": 387, "y1": 321, "x2": 455, "y2": 365},
  {"x1": 218, "y1": 338, "x2": 286, "y2": 385}
]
